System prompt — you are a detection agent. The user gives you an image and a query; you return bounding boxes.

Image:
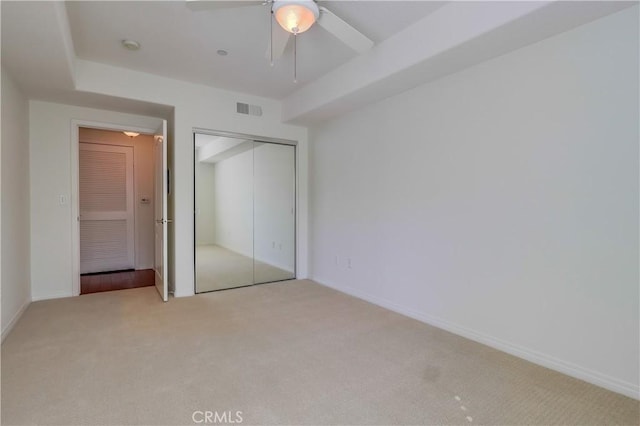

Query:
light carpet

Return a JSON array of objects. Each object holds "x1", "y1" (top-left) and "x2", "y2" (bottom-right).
[{"x1": 1, "y1": 280, "x2": 638, "y2": 425}]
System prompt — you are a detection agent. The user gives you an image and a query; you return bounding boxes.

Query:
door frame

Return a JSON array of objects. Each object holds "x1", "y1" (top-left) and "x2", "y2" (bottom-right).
[
  {"x1": 70, "y1": 120, "x2": 157, "y2": 296},
  {"x1": 191, "y1": 128, "x2": 298, "y2": 294}
]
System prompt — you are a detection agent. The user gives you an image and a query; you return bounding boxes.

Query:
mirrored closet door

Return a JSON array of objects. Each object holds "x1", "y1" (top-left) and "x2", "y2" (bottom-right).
[{"x1": 194, "y1": 133, "x2": 295, "y2": 293}]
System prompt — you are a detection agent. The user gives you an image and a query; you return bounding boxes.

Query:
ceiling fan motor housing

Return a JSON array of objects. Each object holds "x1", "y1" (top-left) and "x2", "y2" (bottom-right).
[{"x1": 272, "y1": 0, "x2": 320, "y2": 34}]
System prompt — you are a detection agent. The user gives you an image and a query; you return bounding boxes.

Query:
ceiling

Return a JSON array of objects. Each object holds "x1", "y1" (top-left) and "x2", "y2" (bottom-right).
[
  {"x1": 195, "y1": 134, "x2": 254, "y2": 163},
  {"x1": 65, "y1": 1, "x2": 446, "y2": 99},
  {"x1": 2, "y1": 1, "x2": 635, "y2": 124}
]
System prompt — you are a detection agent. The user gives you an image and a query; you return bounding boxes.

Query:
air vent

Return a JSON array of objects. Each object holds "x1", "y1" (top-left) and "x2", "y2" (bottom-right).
[{"x1": 236, "y1": 102, "x2": 263, "y2": 117}]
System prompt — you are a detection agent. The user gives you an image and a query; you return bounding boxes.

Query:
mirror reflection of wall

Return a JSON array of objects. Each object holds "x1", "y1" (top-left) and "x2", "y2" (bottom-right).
[
  {"x1": 253, "y1": 142, "x2": 296, "y2": 284},
  {"x1": 194, "y1": 133, "x2": 295, "y2": 293}
]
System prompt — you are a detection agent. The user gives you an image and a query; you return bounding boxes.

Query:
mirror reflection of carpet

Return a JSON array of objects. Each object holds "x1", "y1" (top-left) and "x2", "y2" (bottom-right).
[{"x1": 196, "y1": 245, "x2": 293, "y2": 292}]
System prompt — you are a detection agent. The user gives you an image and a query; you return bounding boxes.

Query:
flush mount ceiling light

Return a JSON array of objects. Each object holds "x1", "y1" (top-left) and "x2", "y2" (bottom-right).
[
  {"x1": 123, "y1": 131, "x2": 140, "y2": 138},
  {"x1": 121, "y1": 39, "x2": 141, "y2": 51},
  {"x1": 272, "y1": 0, "x2": 319, "y2": 35}
]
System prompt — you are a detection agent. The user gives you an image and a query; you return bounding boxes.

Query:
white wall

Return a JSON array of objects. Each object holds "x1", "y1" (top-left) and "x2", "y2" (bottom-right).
[
  {"x1": 79, "y1": 128, "x2": 155, "y2": 270},
  {"x1": 309, "y1": 7, "x2": 639, "y2": 399},
  {"x1": 195, "y1": 161, "x2": 216, "y2": 245},
  {"x1": 1, "y1": 68, "x2": 31, "y2": 340},
  {"x1": 29, "y1": 101, "x2": 163, "y2": 300},
  {"x1": 75, "y1": 61, "x2": 308, "y2": 297},
  {"x1": 254, "y1": 143, "x2": 296, "y2": 272}
]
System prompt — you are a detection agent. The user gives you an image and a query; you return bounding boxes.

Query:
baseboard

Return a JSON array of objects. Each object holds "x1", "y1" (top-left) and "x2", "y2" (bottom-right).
[
  {"x1": 312, "y1": 276, "x2": 640, "y2": 400},
  {"x1": 135, "y1": 265, "x2": 154, "y2": 271},
  {"x1": 1, "y1": 298, "x2": 31, "y2": 343},
  {"x1": 213, "y1": 243, "x2": 253, "y2": 260},
  {"x1": 173, "y1": 288, "x2": 195, "y2": 298},
  {"x1": 253, "y1": 255, "x2": 295, "y2": 274},
  {"x1": 205, "y1": 243, "x2": 295, "y2": 274},
  {"x1": 31, "y1": 291, "x2": 74, "y2": 302}
]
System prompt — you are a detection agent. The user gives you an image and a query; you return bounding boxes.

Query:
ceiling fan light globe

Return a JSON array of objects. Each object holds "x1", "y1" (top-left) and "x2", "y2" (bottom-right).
[{"x1": 273, "y1": 0, "x2": 319, "y2": 34}]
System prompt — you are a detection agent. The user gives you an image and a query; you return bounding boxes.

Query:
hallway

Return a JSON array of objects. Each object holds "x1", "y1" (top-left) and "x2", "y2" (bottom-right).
[{"x1": 80, "y1": 269, "x2": 155, "y2": 294}]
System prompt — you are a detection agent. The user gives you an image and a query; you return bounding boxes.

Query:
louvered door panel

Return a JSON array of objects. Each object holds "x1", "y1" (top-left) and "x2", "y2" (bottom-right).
[
  {"x1": 80, "y1": 150, "x2": 127, "y2": 212},
  {"x1": 80, "y1": 220, "x2": 129, "y2": 271},
  {"x1": 79, "y1": 143, "x2": 134, "y2": 274}
]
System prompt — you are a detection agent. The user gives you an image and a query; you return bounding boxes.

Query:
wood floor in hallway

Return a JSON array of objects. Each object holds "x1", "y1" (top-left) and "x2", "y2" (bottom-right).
[{"x1": 80, "y1": 269, "x2": 155, "y2": 294}]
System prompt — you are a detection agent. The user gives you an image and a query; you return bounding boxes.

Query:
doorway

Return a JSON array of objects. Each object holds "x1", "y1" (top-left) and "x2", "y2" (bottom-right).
[
  {"x1": 193, "y1": 131, "x2": 296, "y2": 293},
  {"x1": 78, "y1": 128, "x2": 154, "y2": 294}
]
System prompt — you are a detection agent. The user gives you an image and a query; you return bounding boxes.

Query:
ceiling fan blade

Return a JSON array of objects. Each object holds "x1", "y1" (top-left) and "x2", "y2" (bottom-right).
[
  {"x1": 186, "y1": 0, "x2": 264, "y2": 12},
  {"x1": 317, "y1": 6, "x2": 374, "y2": 54},
  {"x1": 265, "y1": 26, "x2": 292, "y2": 62}
]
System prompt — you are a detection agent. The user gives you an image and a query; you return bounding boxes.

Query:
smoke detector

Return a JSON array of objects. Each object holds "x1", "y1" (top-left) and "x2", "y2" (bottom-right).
[{"x1": 121, "y1": 39, "x2": 141, "y2": 51}]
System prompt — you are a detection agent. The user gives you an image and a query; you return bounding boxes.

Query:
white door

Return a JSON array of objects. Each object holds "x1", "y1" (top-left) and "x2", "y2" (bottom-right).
[
  {"x1": 154, "y1": 120, "x2": 169, "y2": 302},
  {"x1": 79, "y1": 143, "x2": 135, "y2": 274}
]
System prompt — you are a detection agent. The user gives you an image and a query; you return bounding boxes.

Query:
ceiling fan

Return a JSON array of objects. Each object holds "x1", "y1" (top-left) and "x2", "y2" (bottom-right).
[{"x1": 186, "y1": 0, "x2": 374, "y2": 80}]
